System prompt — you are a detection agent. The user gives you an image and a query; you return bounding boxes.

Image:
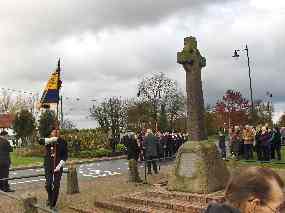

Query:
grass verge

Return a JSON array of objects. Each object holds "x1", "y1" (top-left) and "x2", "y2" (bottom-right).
[{"x1": 11, "y1": 152, "x2": 43, "y2": 168}]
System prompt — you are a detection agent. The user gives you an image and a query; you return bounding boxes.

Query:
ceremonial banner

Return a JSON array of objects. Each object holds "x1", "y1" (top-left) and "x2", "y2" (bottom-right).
[{"x1": 40, "y1": 60, "x2": 62, "y2": 105}]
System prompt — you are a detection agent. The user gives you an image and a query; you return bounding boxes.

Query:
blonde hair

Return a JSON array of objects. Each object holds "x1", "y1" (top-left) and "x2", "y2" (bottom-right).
[{"x1": 146, "y1": 129, "x2": 152, "y2": 134}]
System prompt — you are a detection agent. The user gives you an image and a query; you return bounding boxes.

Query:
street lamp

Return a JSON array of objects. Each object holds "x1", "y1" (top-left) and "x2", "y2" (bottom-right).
[
  {"x1": 232, "y1": 44, "x2": 255, "y2": 120},
  {"x1": 266, "y1": 92, "x2": 273, "y2": 121}
]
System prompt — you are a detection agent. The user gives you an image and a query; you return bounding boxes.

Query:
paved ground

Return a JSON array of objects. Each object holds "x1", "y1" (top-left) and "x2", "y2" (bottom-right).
[
  {"x1": 9, "y1": 159, "x2": 128, "y2": 189},
  {"x1": 8, "y1": 158, "x2": 172, "y2": 190},
  {"x1": 0, "y1": 159, "x2": 174, "y2": 213}
]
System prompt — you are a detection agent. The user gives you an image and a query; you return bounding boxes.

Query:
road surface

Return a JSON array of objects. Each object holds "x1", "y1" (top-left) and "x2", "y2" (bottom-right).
[
  {"x1": 8, "y1": 158, "x2": 173, "y2": 190},
  {"x1": 9, "y1": 159, "x2": 130, "y2": 189}
]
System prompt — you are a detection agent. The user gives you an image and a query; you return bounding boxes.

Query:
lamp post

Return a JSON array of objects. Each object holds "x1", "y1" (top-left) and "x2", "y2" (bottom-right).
[
  {"x1": 232, "y1": 44, "x2": 255, "y2": 121},
  {"x1": 266, "y1": 92, "x2": 273, "y2": 122}
]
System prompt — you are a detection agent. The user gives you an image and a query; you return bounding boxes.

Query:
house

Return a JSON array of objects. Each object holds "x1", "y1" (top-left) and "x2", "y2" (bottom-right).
[{"x1": 0, "y1": 114, "x2": 14, "y2": 129}]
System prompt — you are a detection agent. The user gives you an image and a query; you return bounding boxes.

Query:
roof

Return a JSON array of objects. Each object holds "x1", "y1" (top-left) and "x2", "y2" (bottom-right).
[{"x1": 0, "y1": 114, "x2": 14, "y2": 128}]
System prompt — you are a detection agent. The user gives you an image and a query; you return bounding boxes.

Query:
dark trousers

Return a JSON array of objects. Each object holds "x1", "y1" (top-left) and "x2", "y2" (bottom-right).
[
  {"x1": 244, "y1": 144, "x2": 253, "y2": 160},
  {"x1": 165, "y1": 147, "x2": 173, "y2": 158},
  {"x1": 261, "y1": 145, "x2": 270, "y2": 161},
  {"x1": 139, "y1": 149, "x2": 144, "y2": 161},
  {"x1": 231, "y1": 142, "x2": 240, "y2": 159},
  {"x1": 219, "y1": 141, "x2": 226, "y2": 159},
  {"x1": 146, "y1": 156, "x2": 158, "y2": 174},
  {"x1": 128, "y1": 159, "x2": 141, "y2": 182},
  {"x1": 45, "y1": 168, "x2": 63, "y2": 207},
  {"x1": 0, "y1": 162, "x2": 10, "y2": 191},
  {"x1": 239, "y1": 142, "x2": 244, "y2": 158},
  {"x1": 271, "y1": 143, "x2": 275, "y2": 159},
  {"x1": 163, "y1": 147, "x2": 167, "y2": 160},
  {"x1": 271, "y1": 143, "x2": 281, "y2": 160},
  {"x1": 255, "y1": 145, "x2": 262, "y2": 161}
]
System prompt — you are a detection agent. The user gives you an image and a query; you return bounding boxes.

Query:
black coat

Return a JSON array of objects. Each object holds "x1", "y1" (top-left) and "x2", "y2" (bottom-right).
[
  {"x1": 271, "y1": 130, "x2": 281, "y2": 145},
  {"x1": 259, "y1": 132, "x2": 271, "y2": 147},
  {"x1": 205, "y1": 204, "x2": 240, "y2": 213},
  {"x1": 126, "y1": 137, "x2": 140, "y2": 161},
  {"x1": 144, "y1": 133, "x2": 158, "y2": 158},
  {"x1": 255, "y1": 130, "x2": 262, "y2": 146},
  {"x1": 0, "y1": 136, "x2": 13, "y2": 165},
  {"x1": 42, "y1": 138, "x2": 68, "y2": 171}
]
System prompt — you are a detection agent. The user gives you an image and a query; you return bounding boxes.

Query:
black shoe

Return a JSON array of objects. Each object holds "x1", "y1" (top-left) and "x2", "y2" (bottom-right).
[
  {"x1": 136, "y1": 179, "x2": 143, "y2": 183},
  {"x1": 4, "y1": 188, "x2": 15, "y2": 193},
  {"x1": 50, "y1": 206, "x2": 58, "y2": 212},
  {"x1": 46, "y1": 200, "x2": 50, "y2": 207}
]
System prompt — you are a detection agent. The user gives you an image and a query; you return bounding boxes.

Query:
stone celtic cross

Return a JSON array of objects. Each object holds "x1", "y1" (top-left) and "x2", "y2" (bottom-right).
[{"x1": 177, "y1": 36, "x2": 207, "y2": 141}]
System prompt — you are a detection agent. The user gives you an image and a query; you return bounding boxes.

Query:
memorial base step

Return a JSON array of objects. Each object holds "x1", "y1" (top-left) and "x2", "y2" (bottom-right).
[{"x1": 93, "y1": 186, "x2": 225, "y2": 213}]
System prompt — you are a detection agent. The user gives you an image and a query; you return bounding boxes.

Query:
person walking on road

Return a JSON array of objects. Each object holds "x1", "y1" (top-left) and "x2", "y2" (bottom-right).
[
  {"x1": 144, "y1": 129, "x2": 159, "y2": 175},
  {"x1": 0, "y1": 131, "x2": 14, "y2": 192},
  {"x1": 39, "y1": 128, "x2": 68, "y2": 210}
]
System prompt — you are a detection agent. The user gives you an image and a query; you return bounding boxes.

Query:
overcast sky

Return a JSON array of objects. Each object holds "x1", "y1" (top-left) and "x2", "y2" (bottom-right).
[{"x1": 0, "y1": 0, "x2": 285, "y2": 128}]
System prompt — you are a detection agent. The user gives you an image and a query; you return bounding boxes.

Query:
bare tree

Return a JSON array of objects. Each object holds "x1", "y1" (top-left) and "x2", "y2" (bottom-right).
[
  {"x1": 0, "y1": 90, "x2": 32, "y2": 114},
  {"x1": 165, "y1": 90, "x2": 186, "y2": 130},
  {"x1": 137, "y1": 73, "x2": 177, "y2": 128},
  {"x1": 89, "y1": 97, "x2": 127, "y2": 139},
  {"x1": 126, "y1": 99, "x2": 153, "y2": 132},
  {"x1": 61, "y1": 118, "x2": 76, "y2": 130},
  {"x1": 0, "y1": 90, "x2": 12, "y2": 113}
]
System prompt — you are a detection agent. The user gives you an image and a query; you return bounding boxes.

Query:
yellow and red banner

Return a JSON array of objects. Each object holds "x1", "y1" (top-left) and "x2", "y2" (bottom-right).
[{"x1": 40, "y1": 60, "x2": 62, "y2": 105}]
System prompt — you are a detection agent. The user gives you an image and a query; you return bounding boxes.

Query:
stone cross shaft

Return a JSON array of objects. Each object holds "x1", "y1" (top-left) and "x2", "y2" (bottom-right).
[{"x1": 177, "y1": 36, "x2": 207, "y2": 141}]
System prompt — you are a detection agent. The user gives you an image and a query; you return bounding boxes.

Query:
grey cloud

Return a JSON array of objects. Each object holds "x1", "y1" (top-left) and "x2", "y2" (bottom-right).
[
  {"x1": 0, "y1": 0, "x2": 231, "y2": 45},
  {"x1": 1, "y1": 0, "x2": 285, "y2": 128}
]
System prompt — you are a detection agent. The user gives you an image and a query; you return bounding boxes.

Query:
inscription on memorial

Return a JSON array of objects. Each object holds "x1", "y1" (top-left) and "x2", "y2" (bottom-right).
[{"x1": 178, "y1": 153, "x2": 202, "y2": 177}]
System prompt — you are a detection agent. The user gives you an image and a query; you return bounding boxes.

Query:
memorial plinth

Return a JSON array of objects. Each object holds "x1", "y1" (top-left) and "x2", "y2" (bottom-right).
[{"x1": 168, "y1": 141, "x2": 230, "y2": 193}]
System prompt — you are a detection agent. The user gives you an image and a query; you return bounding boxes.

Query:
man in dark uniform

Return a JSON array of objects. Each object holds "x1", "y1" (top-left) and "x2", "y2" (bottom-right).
[
  {"x1": 125, "y1": 132, "x2": 142, "y2": 182},
  {"x1": 144, "y1": 129, "x2": 159, "y2": 175},
  {"x1": 39, "y1": 128, "x2": 68, "y2": 210},
  {"x1": 0, "y1": 131, "x2": 14, "y2": 192}
]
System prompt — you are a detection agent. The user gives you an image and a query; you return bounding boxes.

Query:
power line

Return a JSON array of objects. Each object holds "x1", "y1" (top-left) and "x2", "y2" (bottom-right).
[{"x1": 0, "y1": 87, "x2": 38, "y2": 96}]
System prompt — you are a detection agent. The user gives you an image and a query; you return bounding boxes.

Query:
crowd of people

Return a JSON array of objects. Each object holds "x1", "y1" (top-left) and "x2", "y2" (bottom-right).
[
  {"x1": 122, "y1": 129, "x2": 188, "y2": 182},
  {"x1": 218, "y1": 124, "x2": 284, "y2": 161},
  {"x1": 122, "y1": 130, "x2": 188, "y2": 159}
]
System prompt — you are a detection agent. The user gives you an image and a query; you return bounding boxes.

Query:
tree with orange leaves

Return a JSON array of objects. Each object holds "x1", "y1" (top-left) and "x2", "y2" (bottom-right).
[{"x1": 215, "y1": 90, "x2": 250, "y2": 128}]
